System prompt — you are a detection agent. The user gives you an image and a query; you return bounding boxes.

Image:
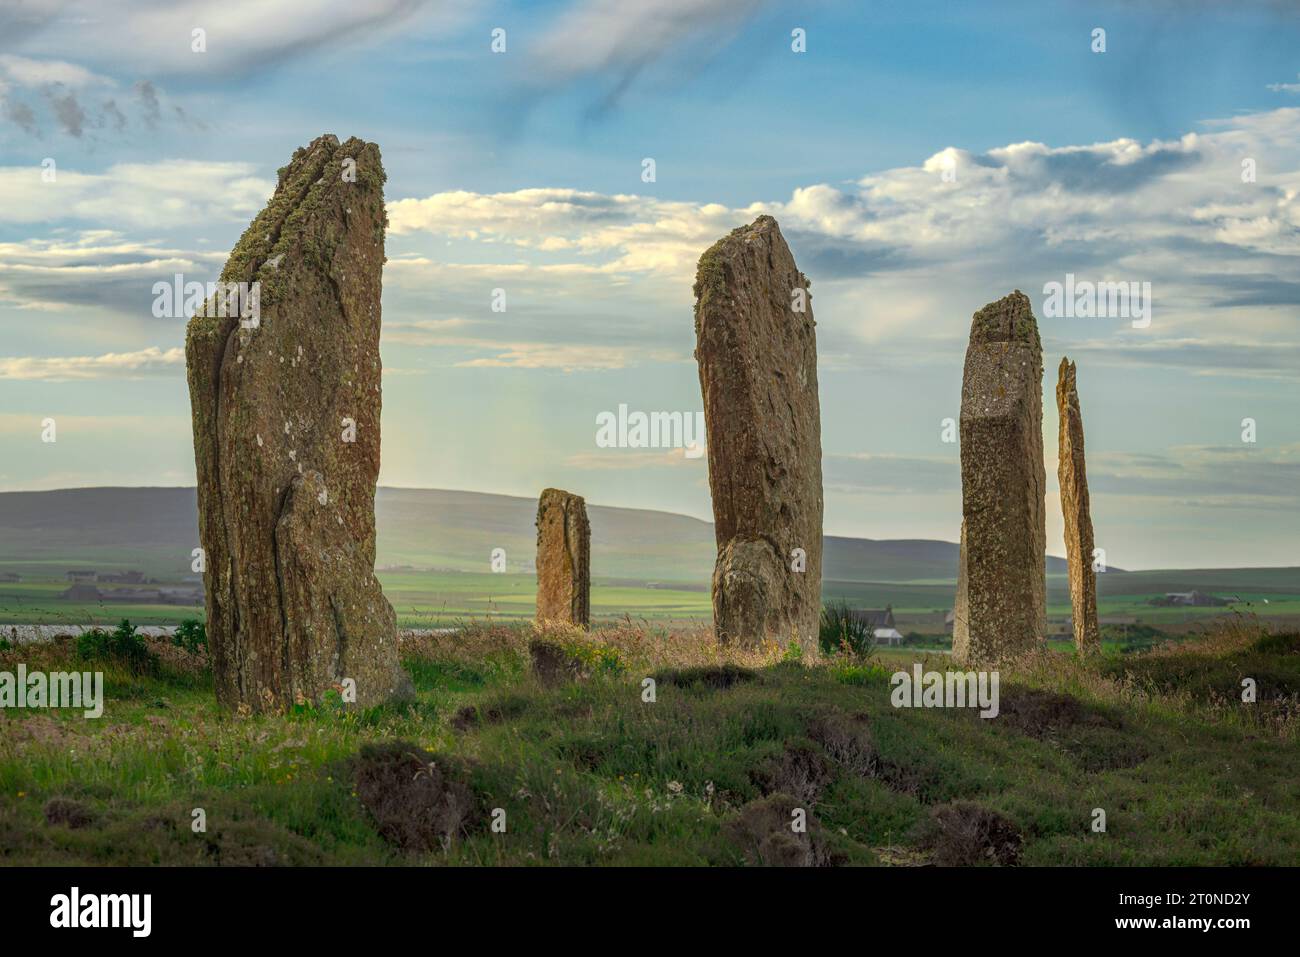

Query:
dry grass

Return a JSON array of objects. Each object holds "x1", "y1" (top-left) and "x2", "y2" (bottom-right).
[
  {"x1": 0, "y1": 633, "x2": 209, "y2": 679},
  {"x1": 410, "y1": 615, "x2": 1298, "y2": 741},
  {"x1": 1010, "y1": 614, "x2": 1299, "y2": 740},
  {"x1": 400, "y1": 618, "x2": 794, "y2": 675},
  {"x1": 3, "y1": 613, "x2": 1299, "y2": 865}
]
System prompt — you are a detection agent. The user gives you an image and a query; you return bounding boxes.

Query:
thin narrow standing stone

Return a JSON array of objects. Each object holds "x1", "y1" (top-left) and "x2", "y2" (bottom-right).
[
  {"x1": 535, "y1": 488, "x2": 590, "y2": 626},
  {"x1": 953, "y1": 290, "x2": 1046, "y2": 665},
  {"x1": 1056, "y1": 357, "x2": 1100, "y2": 655},
  {"x1": 185, "y1": 134, "x2": 409, "y2": 712},
  {"x1": 693, "y1": 215, "x2": 823, "y2": 653}
]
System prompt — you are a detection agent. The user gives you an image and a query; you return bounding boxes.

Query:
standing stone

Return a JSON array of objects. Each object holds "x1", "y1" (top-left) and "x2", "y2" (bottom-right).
[
  {"x1": 1056, "y1": 357, "x2": 1100, "y2": 655},
  {"x1": 535, "y1": 488, "x2": 590, "y2": 626},
  {"x1": 954, "y1": 517, "x2": 968, "y2": 648},
  {"x1": 185, "y1": 134, "x2": 409, "y2": 713},
  {"x1": 953, "y1": 290, "x2": 1046, "y2": 665},
  {"x1": 693, "y1": 215, "x2": 822, "y2": 653}
]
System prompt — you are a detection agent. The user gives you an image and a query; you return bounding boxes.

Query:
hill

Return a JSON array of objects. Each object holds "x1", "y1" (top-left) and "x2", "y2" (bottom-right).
[
  {"x1": 0, "y1": 485, "x2": 1072, "y2": 585},
  {"x1": 2, "y1": 486, "x2": 1296, "y2": 628}
]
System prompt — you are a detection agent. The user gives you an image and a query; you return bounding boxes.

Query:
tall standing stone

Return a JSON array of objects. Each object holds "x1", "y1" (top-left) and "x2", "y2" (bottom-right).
[
  {"x1": 185, "y1": 134, "x2": 409, "y2": 712},
  {"x1": 1056, "y1": 357, "x2": 1100, "y2": 655},
  {"x1": 535, "y1": 488, "x2": 590, "y2": 626},
  {"x1": 953, "y1": 290, "x2": 1046, "y2": 665},
  {"x1": 693, "y1": 215, "x2": 822, "y2": 653}
]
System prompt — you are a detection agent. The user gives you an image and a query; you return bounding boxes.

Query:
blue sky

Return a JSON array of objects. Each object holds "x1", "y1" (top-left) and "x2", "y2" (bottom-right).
[{"x1": 1, "y1": 0, "x2": 1298, "y2": 568}]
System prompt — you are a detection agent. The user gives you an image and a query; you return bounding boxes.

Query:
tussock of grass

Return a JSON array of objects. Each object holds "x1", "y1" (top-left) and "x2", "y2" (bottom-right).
[
  {"x1": 651, "y1": 664, "x2": 757, "y2": 689},
  {"x1": 916, "y1": 801, "x2": 1023, "y2": 866},
  {"x1": 1, "y1": 616, "x2": 1297, "y2": 865},
  {"x1": 1015, "y1": 615, "x2": 1300, "y2": 739},
  {"x1": 352, "y1": 742, "x2": 482, "y2": 852}
]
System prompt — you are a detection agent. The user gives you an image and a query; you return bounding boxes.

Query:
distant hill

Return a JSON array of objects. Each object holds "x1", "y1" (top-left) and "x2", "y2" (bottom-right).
[
  {"x1": 0, "y1": 487, "x2": 202, "y2": 575},
  {"x1": 0, "y1": 485, "x2": 1093, "y2": 585}
]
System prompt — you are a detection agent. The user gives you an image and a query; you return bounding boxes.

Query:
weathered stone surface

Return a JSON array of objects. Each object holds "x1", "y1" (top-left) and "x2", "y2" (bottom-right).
[
  {"x1": 185, "y1": 133, "x2": 409, "y2": 712},
  {"x1": 693, "y1": 215, "x2": 822, "y2": 652},
  {"x1": 953, "y1": 518, "x2": 968, "y2": 652},
  {"x1": 534, "y1": 488, "x2": 590, "y2": 626},
  {"x1": 953, "y1": 290, "x2": 1046, "y2": 665},
  {"x1": 1056, "y1": 357, "x2": 1100, "y2": 655}
]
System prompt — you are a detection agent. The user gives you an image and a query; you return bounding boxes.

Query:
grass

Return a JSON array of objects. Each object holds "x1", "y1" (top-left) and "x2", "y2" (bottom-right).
[
  {"x1": 1, "y1": 617, "x2": 1297, "y2": 867},
  {"x1": 818, "y1": 599, "x2": 876, "y2": 656},
  {"x1": 8, "y1": 569, "x2": 1300, "y2": 633}
]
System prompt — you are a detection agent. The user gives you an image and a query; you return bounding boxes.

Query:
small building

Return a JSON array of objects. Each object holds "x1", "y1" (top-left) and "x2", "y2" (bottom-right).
[
  {"x1": 66, "y1": 570, "x2": 97, "y2": 582},
  {"x1": 1046, "y1": 616, "x2": 1074, "y2": 638},
  {"x1": 158, "y1": 587, "x2": 204, "y2": 605},
  {"x1": 98, "y1": 570, "x2": 145, "y2": 584},
  {"x1": 0, "y1": 572, "x2": 20, "y2": 583},
  {"x1": 850, "y1": 606, "x2": 903, "y2": 646},
  {"x1": 873, "y1": 626, "x2": 904, "y2": 645},
  {"x1": 62, "y1": 583, "x2": 103, "y2": 601},
  {"x1": 1150, "y1": 591, "x2": 1229, "y2": 607},
  {"x1": 102, "y1": 588, "x2": 163, "y2": 603}
]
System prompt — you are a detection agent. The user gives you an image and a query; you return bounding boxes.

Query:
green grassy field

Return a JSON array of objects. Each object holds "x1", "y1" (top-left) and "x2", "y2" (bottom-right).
[
  {"x1": 1, "y1": 619, "x2": 1296, "y2": 866},
  {"x1": 2, "y1": 488, "x2": 1296, "y2": 635},
  {"x1": 0, "y1": 577, "x2": 201, "y2": 629},
  {"x1": 5, "y1": 565, "x2": 1299, "y2": 634}
]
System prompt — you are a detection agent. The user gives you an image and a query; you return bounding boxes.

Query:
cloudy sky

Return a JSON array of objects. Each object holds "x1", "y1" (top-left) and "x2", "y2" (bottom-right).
[{"x1": 1, "y1": 0, "x2": 1298, "y2": 569}]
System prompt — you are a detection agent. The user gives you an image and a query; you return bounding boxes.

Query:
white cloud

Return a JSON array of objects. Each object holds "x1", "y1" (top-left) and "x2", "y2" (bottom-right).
[
  {"x1": 565, "y1": 448, "x2": 701, "y2": 470},
  {"x1": 0, "y1": 54, "x2": 112, "y2": 88},
  {"x1": 0, "y1": 162, "x2": 272, "y2": 227},
  {"x1": 389, "y1": 112, "x2": 1300, "y2": 271},
  {"x1": 388, "y1": 189, "x2": 742, "y2": 278},
  {"x1": 454, "y1": 342, "x2": 630, "y2": 371},
  {"x1": 384, "y1": 107, "x2": 1300, "y2": 369},
  {"x1": 1087, "y1": 445, "x2": 1300, "y2": 505},
  {"x1": 0, "y1": 347, "x2": 184, "y2": 381},
  {"x1": 1065, "y1": 337, "x2": 1300, "y2": 380},
  {"x1": 6, "y1": 107, "x2": 1300, "y2": 385},
  {"x1": 0, "y1": 232, "x2": 224, "y2": 313},
  {"x1": 384, "y1": 317, "x2": 473, "y2": 333},
  {"x1": 383, "y1": 316, "x2": 686, "y2": 371}
]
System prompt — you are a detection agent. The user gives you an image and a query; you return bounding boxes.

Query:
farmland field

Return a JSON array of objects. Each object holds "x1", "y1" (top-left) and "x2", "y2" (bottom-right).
[
  {"x1": 4, "y1": 566, "x2": 1297, "y2": 638},
  {"x1": 0, "y1": 486, "x2": 1021, "y2": 626},
  {"x1": 1, "y1": 487, "x2": 1294, "y2": 634}
]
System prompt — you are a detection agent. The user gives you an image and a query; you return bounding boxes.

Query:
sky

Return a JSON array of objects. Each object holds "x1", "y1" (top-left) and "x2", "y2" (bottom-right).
[{"x1": 0, "y1": 0, "x2": 1298, "y2": 570}]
